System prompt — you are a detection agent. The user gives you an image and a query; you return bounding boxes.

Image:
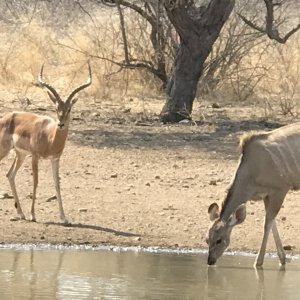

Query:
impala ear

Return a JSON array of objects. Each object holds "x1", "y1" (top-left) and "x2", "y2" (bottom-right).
[
  {"x1": 228, "y1": 204, "x2": 246, "y2": 226},
  {"x1": 208, "y1": 202, "x2": 220, "y2": 221}
]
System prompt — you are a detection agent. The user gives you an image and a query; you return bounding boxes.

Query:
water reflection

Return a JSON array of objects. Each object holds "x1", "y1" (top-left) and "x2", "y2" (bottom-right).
[
  {"x1": 0, "y1": 248, "x2": 300, "y2": 299},
  {"x1": 205, "y1": 256, "x2": 298, "y2": 300}
]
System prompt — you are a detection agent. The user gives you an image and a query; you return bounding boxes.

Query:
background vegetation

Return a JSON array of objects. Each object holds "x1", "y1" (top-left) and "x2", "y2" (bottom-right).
[{"x1": 0, "y1": 0, "x2": 300, "y2": 119}]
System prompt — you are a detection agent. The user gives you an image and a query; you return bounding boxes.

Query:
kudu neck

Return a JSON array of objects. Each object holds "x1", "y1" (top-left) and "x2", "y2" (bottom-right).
[{"x1": 220, "y1": 174, "x2": 249, "y2": 222}]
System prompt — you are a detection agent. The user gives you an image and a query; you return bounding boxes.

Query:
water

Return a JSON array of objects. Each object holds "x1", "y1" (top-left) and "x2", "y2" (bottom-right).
[{"x1": 0, "y1": 246, "x2": 300, "y2": 300}]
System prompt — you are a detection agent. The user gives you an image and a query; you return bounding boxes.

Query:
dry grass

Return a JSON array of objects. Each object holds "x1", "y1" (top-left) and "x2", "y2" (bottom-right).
[{"x1": 0, "y1": 2, "x2": 299, "y2": 119}]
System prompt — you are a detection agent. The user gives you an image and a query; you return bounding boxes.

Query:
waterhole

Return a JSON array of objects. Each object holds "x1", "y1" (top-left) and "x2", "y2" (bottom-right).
[{"x1": 0, "y1": 245, "x2": 299, "y2": 299}]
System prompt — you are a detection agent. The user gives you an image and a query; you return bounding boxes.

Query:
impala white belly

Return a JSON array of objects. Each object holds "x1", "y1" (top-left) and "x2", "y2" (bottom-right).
[{"x1": 12, "y1": 133, "x2": 31, "y2": 155}]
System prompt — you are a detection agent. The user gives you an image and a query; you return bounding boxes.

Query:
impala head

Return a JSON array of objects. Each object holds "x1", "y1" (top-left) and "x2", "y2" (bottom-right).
[
  {"x1": 206, "y1": 202, "x2": 246, "y2": 265},
  {"x1": 38, "y1": 63, "x2": 92, "y2": 130}
]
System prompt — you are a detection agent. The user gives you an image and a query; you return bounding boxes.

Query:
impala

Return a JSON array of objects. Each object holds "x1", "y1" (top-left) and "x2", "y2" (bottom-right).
[
  {"x1": 0, "y1": 63, "x2": 92, "y2": 224},
  {"x1": 206, "y1": 123, "x2": 300, "y2": 268}
]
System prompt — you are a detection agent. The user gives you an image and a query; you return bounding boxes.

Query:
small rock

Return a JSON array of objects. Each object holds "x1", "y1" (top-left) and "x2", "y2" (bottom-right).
[
  {"x1": 212, "y1": 103, "x2": 221, "y2": 109},
  {"x1": 0, "y1": 193, "x2": 13, "y2": 199},
  {"x1": 10, "y1": 216, "x2": 20, "y2": 221},
  {"x1": 134, "y1": 237, "x2": 141, "y2": 241},
  {"x1": 111, "y1": 173, "x2": 118, "y2": 178},
  {"x1": 46, "y1": 195, "x2": 57, "y2": 202},
  {"x1": 179, "y1": 119, "x2": 190, "y2": 124},
  {"x1": 125, "y1": 185, "x2": 134, "y2": 191},
  {"x1": 145, "y1": 182, "x2": 151, "y2": 186},
  {"x1": 209, "y1": 180, "x2": 217, "y2": 186},
  {"x1": 281, "y1": 216, "x2": 287, "y2": 221},
  {"x1": 155, "y1": 175, "x2": 161, "y2": 180},
  {"x1": 78, "y1": 208, "x2": 88, "y2": 213}
]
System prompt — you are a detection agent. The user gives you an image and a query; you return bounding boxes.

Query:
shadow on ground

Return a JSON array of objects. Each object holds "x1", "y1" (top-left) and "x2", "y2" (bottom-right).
[
  {"x1": 69, "y1": 118, "x2": 283, "y2": 159},
  {"x1": 45, "y1": 221, "x2": 141, "y2": 238}
]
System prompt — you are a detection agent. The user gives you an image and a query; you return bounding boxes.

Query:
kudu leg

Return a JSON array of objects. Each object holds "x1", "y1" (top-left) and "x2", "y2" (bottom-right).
[
  {"x1": 51, "y1": 158, "x2": 68, "y2": 224},
  {"x1": 255, "y1": 218, "x2": 273, "y2": 268},
  {"x1": 254, "y1": 192, "x2": 286, "y2": 268},
  {"x1": 30, "y1": 156, "x2": 38, "y2": 222},
  {"x1": 271, "y1": 220, "x2": 286, "y2": 267},
  {"x1": 7, "y1": 152, "x2": 26, "y2": 220}
]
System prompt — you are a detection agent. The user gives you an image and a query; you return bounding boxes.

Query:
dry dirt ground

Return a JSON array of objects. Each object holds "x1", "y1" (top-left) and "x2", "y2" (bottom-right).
[{"x1": 0, "y1": 94, "x2": 299, "y2": 257}]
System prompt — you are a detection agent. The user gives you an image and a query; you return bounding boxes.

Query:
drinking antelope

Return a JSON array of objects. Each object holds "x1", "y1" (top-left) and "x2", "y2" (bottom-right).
[
  {"x1": 206, "y1": 123, "x2": 300, "y2": 268},
  {"x1": 0, "y1": 63, "x2": 92, "y2": 224}
]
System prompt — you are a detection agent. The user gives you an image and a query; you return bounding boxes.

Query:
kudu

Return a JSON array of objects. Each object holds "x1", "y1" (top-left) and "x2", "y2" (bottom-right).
[
  {"x1": 0, "y1": 63, "x2": 92, "y2": 224},
  {"x1": 206, "y1": 123, "x2": 300, "y2": 268}
]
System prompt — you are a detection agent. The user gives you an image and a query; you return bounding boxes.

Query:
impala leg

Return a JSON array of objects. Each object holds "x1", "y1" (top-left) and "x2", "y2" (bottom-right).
[
  {"x1": 51, "y1": 158, "x2": 68, "y2": 224},
  {"x1": 254, "y1": 192, "x2": 286, "y2": 268},
  {"x1": 30, "y1": 156, "x2": 38, "y2": 222},
  {"x1": 7, "y1": 152, "x2": 26, "y2": 220}
]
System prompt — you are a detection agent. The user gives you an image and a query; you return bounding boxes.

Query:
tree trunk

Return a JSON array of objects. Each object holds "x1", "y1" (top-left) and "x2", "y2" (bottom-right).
[{"x1": 160, "y1": 0, "x2": 235, "y2": 123}]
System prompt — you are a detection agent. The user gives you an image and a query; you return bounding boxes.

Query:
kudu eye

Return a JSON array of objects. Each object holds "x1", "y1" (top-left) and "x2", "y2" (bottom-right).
[{"x1": 216, "y1": 238, "x2": 222, "y2": 245}]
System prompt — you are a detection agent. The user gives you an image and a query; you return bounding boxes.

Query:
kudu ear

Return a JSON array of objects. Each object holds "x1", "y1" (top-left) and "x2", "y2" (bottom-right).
[
  {"x1": 228, "y1": 204, "x2": 246, "y2": 226},
  {"x1": 208, "y1": 202, "x2": 220, "y2": 221}
]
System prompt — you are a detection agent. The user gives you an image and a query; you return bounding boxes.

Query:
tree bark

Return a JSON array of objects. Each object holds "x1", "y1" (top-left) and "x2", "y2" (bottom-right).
[{"x1": 160, "y1": 0, "x2": 235, "y2": 123}]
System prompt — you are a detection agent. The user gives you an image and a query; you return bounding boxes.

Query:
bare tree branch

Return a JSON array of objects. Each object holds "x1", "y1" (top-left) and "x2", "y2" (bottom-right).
[
  {"x1": 100, "y1": 0, "x2": 157, "y2": 27},
  {"x1": 55, "y1": 41, "x2": 168, "y2": 83},
  {"x1": 116, "y1": 2, "x2": 130, "y2": 65},
  {"x1": 88, "y1": 0, "x2": 169, "y2": 87},
  {"x1": 239, "y1": 0, "x2": 300, "y2": 44},
  {"x1": 237, "y1": 13, "x2": 265, "y2": 34}
]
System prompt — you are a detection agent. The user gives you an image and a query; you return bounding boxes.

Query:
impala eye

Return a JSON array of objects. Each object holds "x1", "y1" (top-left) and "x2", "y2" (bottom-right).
[{"x1": 216, "y1": 238, "x2": 222, "y2": 245}]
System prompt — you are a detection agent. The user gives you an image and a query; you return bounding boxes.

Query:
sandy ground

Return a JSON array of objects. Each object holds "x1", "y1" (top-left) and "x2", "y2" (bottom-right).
[{"x1": 0, "y1": 94, "x2": 299, "y2": 257}]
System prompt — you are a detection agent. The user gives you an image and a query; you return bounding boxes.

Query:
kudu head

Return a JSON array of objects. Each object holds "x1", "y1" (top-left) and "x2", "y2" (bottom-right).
[
  {"x1": 206, "y1": 202, "x2": 246, "y2": 265},
  {"x1": 38, "y1": 63, "x2": 92, "y2": 130}
]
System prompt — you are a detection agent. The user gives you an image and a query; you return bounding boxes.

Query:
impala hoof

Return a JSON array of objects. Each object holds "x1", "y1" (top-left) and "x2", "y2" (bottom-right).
[
  {"x1": 62, "y1": 218, "x2": 69, "y2": 225},
  {"x1": 10, "y1": 215, "x2": 26, "y2": 221}
]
